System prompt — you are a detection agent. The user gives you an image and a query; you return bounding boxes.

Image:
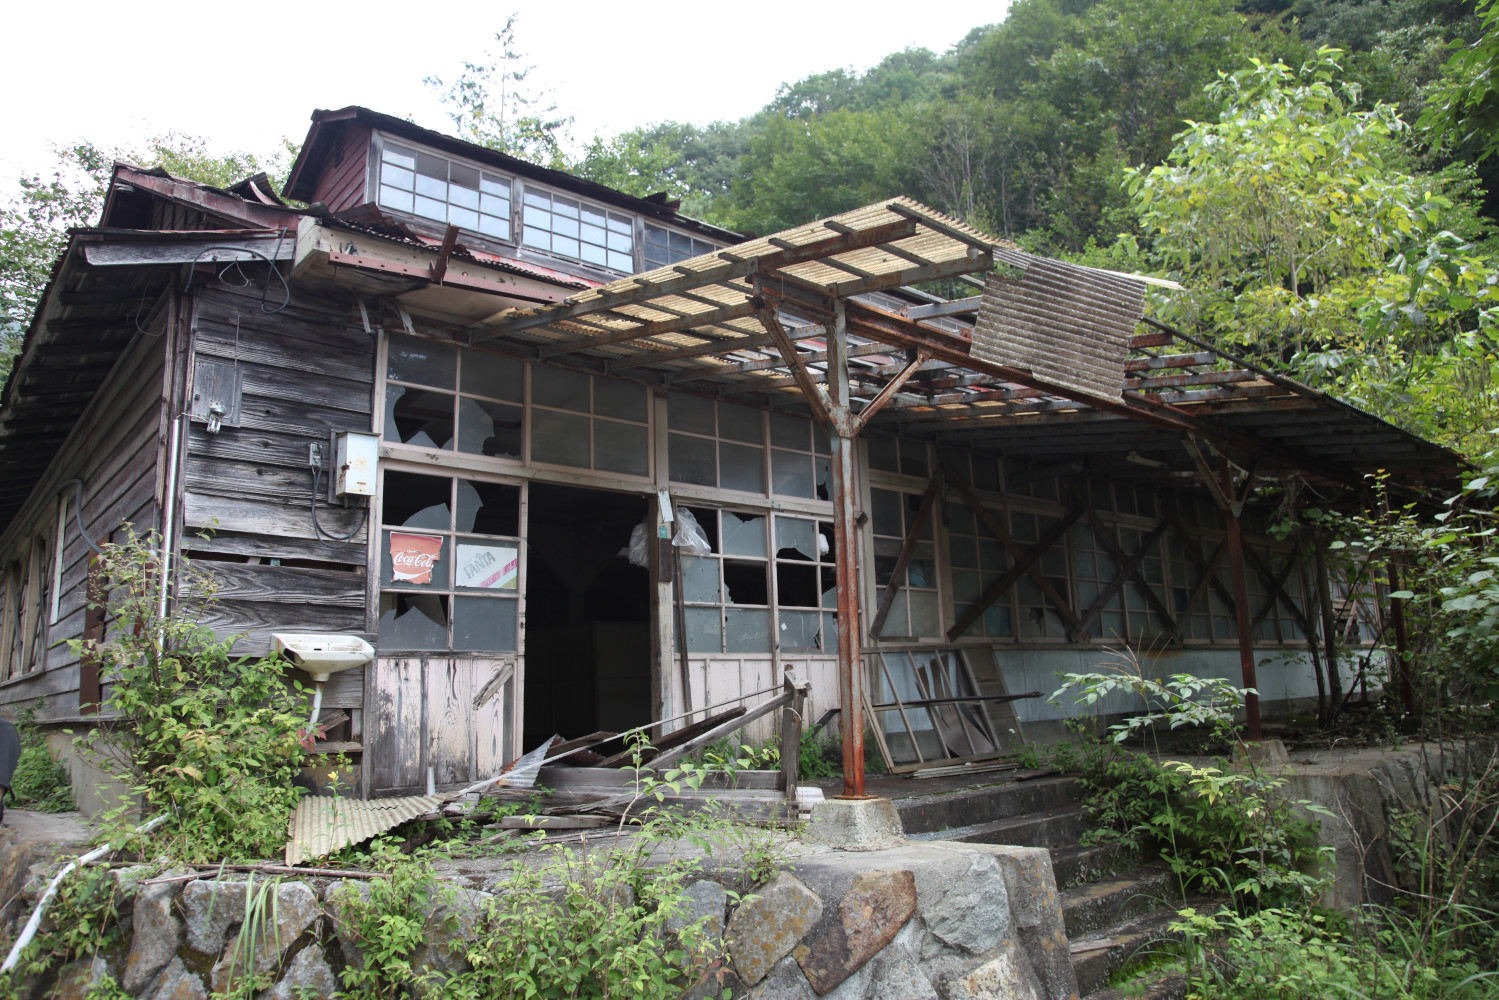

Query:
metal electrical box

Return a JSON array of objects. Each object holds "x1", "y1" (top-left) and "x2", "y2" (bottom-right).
[{"x1": 333, "y1": 431, "x2": 378, "y2": 497}]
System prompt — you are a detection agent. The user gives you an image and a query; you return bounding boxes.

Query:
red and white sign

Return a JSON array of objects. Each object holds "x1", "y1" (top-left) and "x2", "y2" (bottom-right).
[
  {"x1": 389, "y1": 532, "x2": 443, "y2": 585},
  {"x1": 456, "y1": 543, "x2": 519, "y2": 590}
]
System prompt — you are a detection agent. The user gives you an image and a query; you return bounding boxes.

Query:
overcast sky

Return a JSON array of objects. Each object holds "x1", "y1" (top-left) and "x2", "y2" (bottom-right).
[{"x1": 2, "y1": 1, "x2": 1009, "y2": 193}]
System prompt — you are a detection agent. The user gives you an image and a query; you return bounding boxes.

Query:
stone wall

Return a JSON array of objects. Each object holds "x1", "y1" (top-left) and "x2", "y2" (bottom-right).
[{"x1": 1, "y1": 826, "x2": 1079, "y2": 1000}]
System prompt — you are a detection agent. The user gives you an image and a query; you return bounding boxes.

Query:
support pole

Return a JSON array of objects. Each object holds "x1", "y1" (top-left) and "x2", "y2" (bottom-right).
[
  {"x1": 1220, "y1": 464, "x2": 1262, "y2": 741},
  {"x1": 1314, "y1": 538, "x2": 1343, "y2": 711},
  {"x1": 1388, "y1": 562, "x2": 1414, "y2": 715},
  {"x1": 827, "y1": 301, "x2": 868, "y2": 799}
]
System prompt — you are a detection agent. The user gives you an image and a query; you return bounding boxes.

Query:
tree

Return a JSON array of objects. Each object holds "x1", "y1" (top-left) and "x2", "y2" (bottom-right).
[
  {"x1": 1420, "y1": 0, "x2": 1499, "y2": 162},
  {"x1": 1129, "y1": 52, "x2": 1499, "y2": 454},
  {"x1": 424, "y1": 13, "x2": 572, "y2": 166}
]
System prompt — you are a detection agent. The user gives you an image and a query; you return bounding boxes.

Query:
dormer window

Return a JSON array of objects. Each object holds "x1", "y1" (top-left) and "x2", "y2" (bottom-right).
[
  {"x1": 644, "y1": 224, "x2": 716, "y2": 270},
  {"x1": 378, "y1": 141, "x2": 513, "y2": 241},
  {"x1": 521, "y1": 189, "x2": 634, "y2": 272}
]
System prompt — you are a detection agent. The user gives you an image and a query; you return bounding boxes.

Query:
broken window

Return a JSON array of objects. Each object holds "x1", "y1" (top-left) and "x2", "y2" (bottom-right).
[
  {"x1": 378, "y1": 471, "x2": 520, "y2": 652},
  {"x1": 768, "y1": 411, "x2": 832, "y2": 500},
  {"x1": 773, "y1": 516, "x2": 838, "y2": 654},
  {"x1": 384, "y1": 335, "x2": 523, "y2": 460},
  {"x1": 666, "y1": 397, "x2": 766, "y2": 495},
  {"x1": 869, "y1": 488, "x2": 941, "y2": 639}
]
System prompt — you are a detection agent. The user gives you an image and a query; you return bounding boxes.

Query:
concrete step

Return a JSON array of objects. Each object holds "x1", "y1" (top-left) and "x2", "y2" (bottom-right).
[
  {"x1": 908, "y1": 805, "x2": 1089, "y2": 850},
  {"x1": 1049, "y1": 840, "x2": 1138, "y2": 889},
  {"x1": 1061, "y1": 864, "x2": 1177, "y2": 939},
  {"x1": 1068, "y1": 907, "x2": 1183, "y2": 997},
  {"x1": 895, "y1": 776, "x2": 1081, "y2": 835}
]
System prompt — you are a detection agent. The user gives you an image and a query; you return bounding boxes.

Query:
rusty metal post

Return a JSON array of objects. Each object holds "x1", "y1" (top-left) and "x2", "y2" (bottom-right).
[
  {"x1": 1223, "y1": 505, "x2": 1263, "y2": 740},
  {"x1": 827, "y1": 301, "x2": 867, "y2": 798},
  {"x1": 1388, "y1": 562, "x2": 1414, "y2": 715}
]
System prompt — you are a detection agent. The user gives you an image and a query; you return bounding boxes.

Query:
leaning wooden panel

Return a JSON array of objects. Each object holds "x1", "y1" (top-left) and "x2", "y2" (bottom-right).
[{"x1": 473, "y1": 657, "x2": 514, "y2": 777}]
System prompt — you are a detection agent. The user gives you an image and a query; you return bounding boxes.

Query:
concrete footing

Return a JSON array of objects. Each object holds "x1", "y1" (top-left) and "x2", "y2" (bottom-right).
[{"x1": 805, "y1": 796, "x2": 905, "y2": 851}]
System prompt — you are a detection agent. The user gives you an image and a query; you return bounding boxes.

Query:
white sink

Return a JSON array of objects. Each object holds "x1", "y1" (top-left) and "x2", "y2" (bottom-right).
[{"x1": 272, "y1": 633, "x2": 375, "y2": 683}]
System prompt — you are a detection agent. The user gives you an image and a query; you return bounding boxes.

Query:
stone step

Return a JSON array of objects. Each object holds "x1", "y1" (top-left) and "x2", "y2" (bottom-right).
[
  {"x1": 895, "y1": 776, "x2": 1081, "y2": 835},
  {"x1": 1061, "y1": 864, "x2": 1177, "y2": 939},
  {"x1": 1068, "y1": 907, "x2": 1183, "y2": 997},
  {"x1": 1049, "y1": 840, "x2": 1137, "y2": 889},
  {"x1": 1085, "y1": 972, "x2": 1190, "y2": 1000},
  {"x1": 908, "y1": 805, "x2": 1089, "y2": 850}
]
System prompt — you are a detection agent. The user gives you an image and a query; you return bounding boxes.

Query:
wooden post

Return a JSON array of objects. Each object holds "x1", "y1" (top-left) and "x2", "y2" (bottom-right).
[
  {"x1": 1388, "y1": 562, "x2": 1414, "y2": 715},
  {"x1": 827, "y1": 302, "x2": 868, "y2": 799},
  {"x1": 1314, "y1": 538, "x2": 1343, "y2": 709},
  {"x1": 1223, "y1": 504, "x2": 1263, "y2": 741},
  {"x1": 781, "y1": 671, "x2": 806, "y2": 804}
]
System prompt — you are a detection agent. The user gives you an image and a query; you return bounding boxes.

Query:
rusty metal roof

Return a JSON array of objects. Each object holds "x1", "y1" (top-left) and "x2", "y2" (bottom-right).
[{"x1": 285, "y1": 794, "x2": 445, "y2": 866}]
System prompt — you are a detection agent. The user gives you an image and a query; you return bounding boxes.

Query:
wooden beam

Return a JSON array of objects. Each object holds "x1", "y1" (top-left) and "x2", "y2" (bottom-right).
[
  {"x1": 471, "y1": 217, "x2": 920, "y2": 342},
  {"x1": 868, "y1": 473, "x2": 941, "y2": 638},
  {"x1": 852, "y1": 351, "x2": 930, "y2": 434},
  {"x1": 1072, "y1": 512, "x2": 1174, "y2": 641},
  {"x1": 903, "y1": 296, "x2": 981, "y2": 320},
  {"x1": 752, "y1": 298, "x2": 833, "y2": 426}
]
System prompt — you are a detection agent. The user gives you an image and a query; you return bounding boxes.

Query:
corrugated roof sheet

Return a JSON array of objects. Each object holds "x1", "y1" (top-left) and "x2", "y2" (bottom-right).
[{"x1": 285, "y1": 794, "x2": 444, "y2": 866}]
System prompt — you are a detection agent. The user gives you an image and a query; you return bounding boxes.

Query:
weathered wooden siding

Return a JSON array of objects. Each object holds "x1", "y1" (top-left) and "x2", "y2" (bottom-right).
[
  {"x1": 681, "y1": 655, "x2": 839, "y2": 744},
  {"x1": 180, "y1": 282, "x2": 375, "y2": 689},
  {"x1": 311, "y1": 126, "x2": 372, "y2": 214},
  {"x1": 368, "y1": 656, "x2": 514, "y2": 795},
  {"x1": 0, "y1": 320, "x2": 169, "y2": 721}
]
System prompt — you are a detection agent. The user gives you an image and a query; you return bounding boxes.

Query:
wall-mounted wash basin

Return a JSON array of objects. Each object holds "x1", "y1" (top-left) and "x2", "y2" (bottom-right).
[{"x1": 272, "y1": 633, "x2": 375, "y2": 683}]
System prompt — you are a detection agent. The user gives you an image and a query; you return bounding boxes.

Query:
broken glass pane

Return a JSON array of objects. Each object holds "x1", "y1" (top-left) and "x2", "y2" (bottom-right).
[
  {"x1": 593, "y1": 378, "x2": 647, "y2": 422},
  {"x1": 381, "y1": 472, "x2": 450, "y2": 529},
  {"x1": 593, "y1": 419, "x2": 648, "y2": 477},
  {"x1": 386, "y1": 386, "x2": 454, "y2": 449},
  {"x1": 668, "y1": 393, "x2": 716, "y2": 435},
  {"x1": 378, "y1": 593, "x2": 449, "y2": 649},
  {"x1": 776, "y1": 563, "x2": 819, "y2": 608},
  {"x1": 530, "y1": 409, "x2": 590, "y2": 467},
  {"x1": 387, "y1": 334, "x2": 454, "y2": 388},
  {"x1": 725, "y1": 608, "x2": 771, "y2": 653},
  {"x1": 457, "y1": 397, "x2": 522, "y2": 458},
  {"x1": 771, "y1": 449, "x2": 813, "y2": 498},
  {"x1": 823, "y1": 613, "x2": 838, "y2": 654},
  {"x1": 778, "y1": 610, "x2": 821, "y2": 653},
  {"x1": 820, "y1": 567, "x2": 838, "y2": 609},
  {"x1": 684, "y1": 606, "x2": 721, "y2": 653},
  {"x1": 453, "y1": 596, "x2": 517, "y2": 651},
  {"x1": 668, "y1": 433, "x2": 716, "y2": 486},
  {"x1": 774, "y1": 517, "x2": 817, "y2": 561},
  {"x1": 456, "y1": 479, "x2": 519, "y2": 536},
  {"x1": 460, "y1": 350, "x2": 522, "y2": 400},
  {"x1": 723, "y1": 561, "x2": 768, "y2": 605},
  {"x1": 719, "y1": 442, "x2": 765, "y2": 493},
  {"x1": 381, "y1": 530, "x2": 449, "y2": 588},
  {"x1": 815, "y1": 456, "x2": 832, "y2": 501},
  {"x1": 721, "y1": 512, "x2": 766, "y2": 558},
  {"x1": 532, "y1": 365, "x2": 590, "y2": 411},
  {"x1": 681, "y1": 555, "x2": 720, "y2": 603}
]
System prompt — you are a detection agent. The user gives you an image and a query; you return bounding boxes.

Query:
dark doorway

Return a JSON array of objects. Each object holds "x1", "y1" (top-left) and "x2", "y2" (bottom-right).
[{"x1": 523, "y1": 483, "x2": 651, "y2": 748}]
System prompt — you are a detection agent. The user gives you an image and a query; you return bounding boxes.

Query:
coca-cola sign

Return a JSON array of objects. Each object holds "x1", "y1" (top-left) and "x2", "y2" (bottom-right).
[{"x1": 389, "y1": 532, "x2": 443, "y2": 585}]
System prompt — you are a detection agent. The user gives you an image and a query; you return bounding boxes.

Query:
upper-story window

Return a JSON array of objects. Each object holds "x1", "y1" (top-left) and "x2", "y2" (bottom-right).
[
  {"x1": 522, "y1": 190, "x2": 634, "y2": 272},
  {"x1": 378, "y1": 142, "x2": 513, "y2": 241},
  {"x1": 644, "y1": 224, "x2": 715, "y2": 270}
]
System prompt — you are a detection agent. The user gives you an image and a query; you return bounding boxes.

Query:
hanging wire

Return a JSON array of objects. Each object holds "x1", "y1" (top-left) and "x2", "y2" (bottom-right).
[
  {"x1": 181, "y1": 229, "x2": 291, "y2": 314},
  {"x1": 310, "y1": 465, "x2": 368, "y2": 546}
]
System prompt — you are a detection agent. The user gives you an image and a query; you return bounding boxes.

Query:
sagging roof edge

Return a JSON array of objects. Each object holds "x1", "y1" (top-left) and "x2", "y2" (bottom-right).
[{"x1": 283, "y1": 107, "x2": 746, "y2": 247}]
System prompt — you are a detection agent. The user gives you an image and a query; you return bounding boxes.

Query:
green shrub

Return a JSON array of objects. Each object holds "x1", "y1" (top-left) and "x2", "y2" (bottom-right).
[{"x1": 8, "y1": 713, "x2": 73, "y2": 812}]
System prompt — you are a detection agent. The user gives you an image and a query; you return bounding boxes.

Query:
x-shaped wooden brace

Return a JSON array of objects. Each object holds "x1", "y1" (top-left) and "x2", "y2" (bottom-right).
[
  {"x1": 1069, "y1": 502, "x2": 1176, "y2": 643},
  {"x1": 944, "y1": 466, "x2": 1081, "y2": 641}
]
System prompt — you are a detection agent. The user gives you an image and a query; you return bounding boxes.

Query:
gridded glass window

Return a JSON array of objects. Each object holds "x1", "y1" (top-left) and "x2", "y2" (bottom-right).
[
  {"x1": 942, "y1": 449, "x2": 1002, "y2": 493},
  {"x1": 377, "y1": 142, "x2": 512, "y2": 241},
  {"x1": 1166, "y1": 533, "x2": 1214, "y2": 641},
  {"x1": 1012, "y1": 510, "x2": 1071, "y2": 639},
  {"x1": 523, "y1": 189, "x2": 634, "y2": 271},
  {"x1": 1119, "y1": 524, "x2": 1168, "y2": 643},
  {"x1": 768, "y1": 411, "x2": 831, "y2": 500},
  {"x1": 867, "y1": 434, "x2": 929, "y2": 479},
  {"x1": 667, "y1": 396, "x2": 766, "y2": 495},
  {"x1": 378, "y1": 471, "x2": 520, "y2": 652},
  {"x1": 773, "y1": 515, "x2": 838, "y2": 654},
  {"x1": 870, "y1": 488, "x2": 940, "y2": 639},
  {"x1": 946, "y1": 502, "x2": 1011, "y2": 637},
  {"x1": 384, "y1": 335, "x2": 524, "y2": 460},
  {"x1": 679, "y1": 508, "x2": 771, "y2": 654},
  {"x1": 643, "y1": 223, "x2": 715, "y2": 270},
  {"x1": 529, "y1": 367, "x2": 649, "y2": 477},
  {"x1": 1072, "y1": 522, "x2": 1124, "y2": 642}
]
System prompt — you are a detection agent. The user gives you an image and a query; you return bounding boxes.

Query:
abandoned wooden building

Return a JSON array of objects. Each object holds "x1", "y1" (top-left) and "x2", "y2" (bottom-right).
[{"x1": 0, "y1": 106, "x2": 1462, "y2": 806}]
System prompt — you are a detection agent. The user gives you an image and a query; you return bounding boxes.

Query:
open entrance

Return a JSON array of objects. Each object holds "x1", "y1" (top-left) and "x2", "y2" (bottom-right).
[{"x1": 523, "y1": 483, "x2": 652, "y2": 748}]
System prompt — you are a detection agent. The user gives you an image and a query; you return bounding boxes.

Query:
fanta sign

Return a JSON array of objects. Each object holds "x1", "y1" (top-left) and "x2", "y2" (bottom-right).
[
  {"x1": 389, "y1": 532, "x2": 443, "y2": 585},
  {"x1": 456, "y1": 543, "x2": 519, "y2": 590}
]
